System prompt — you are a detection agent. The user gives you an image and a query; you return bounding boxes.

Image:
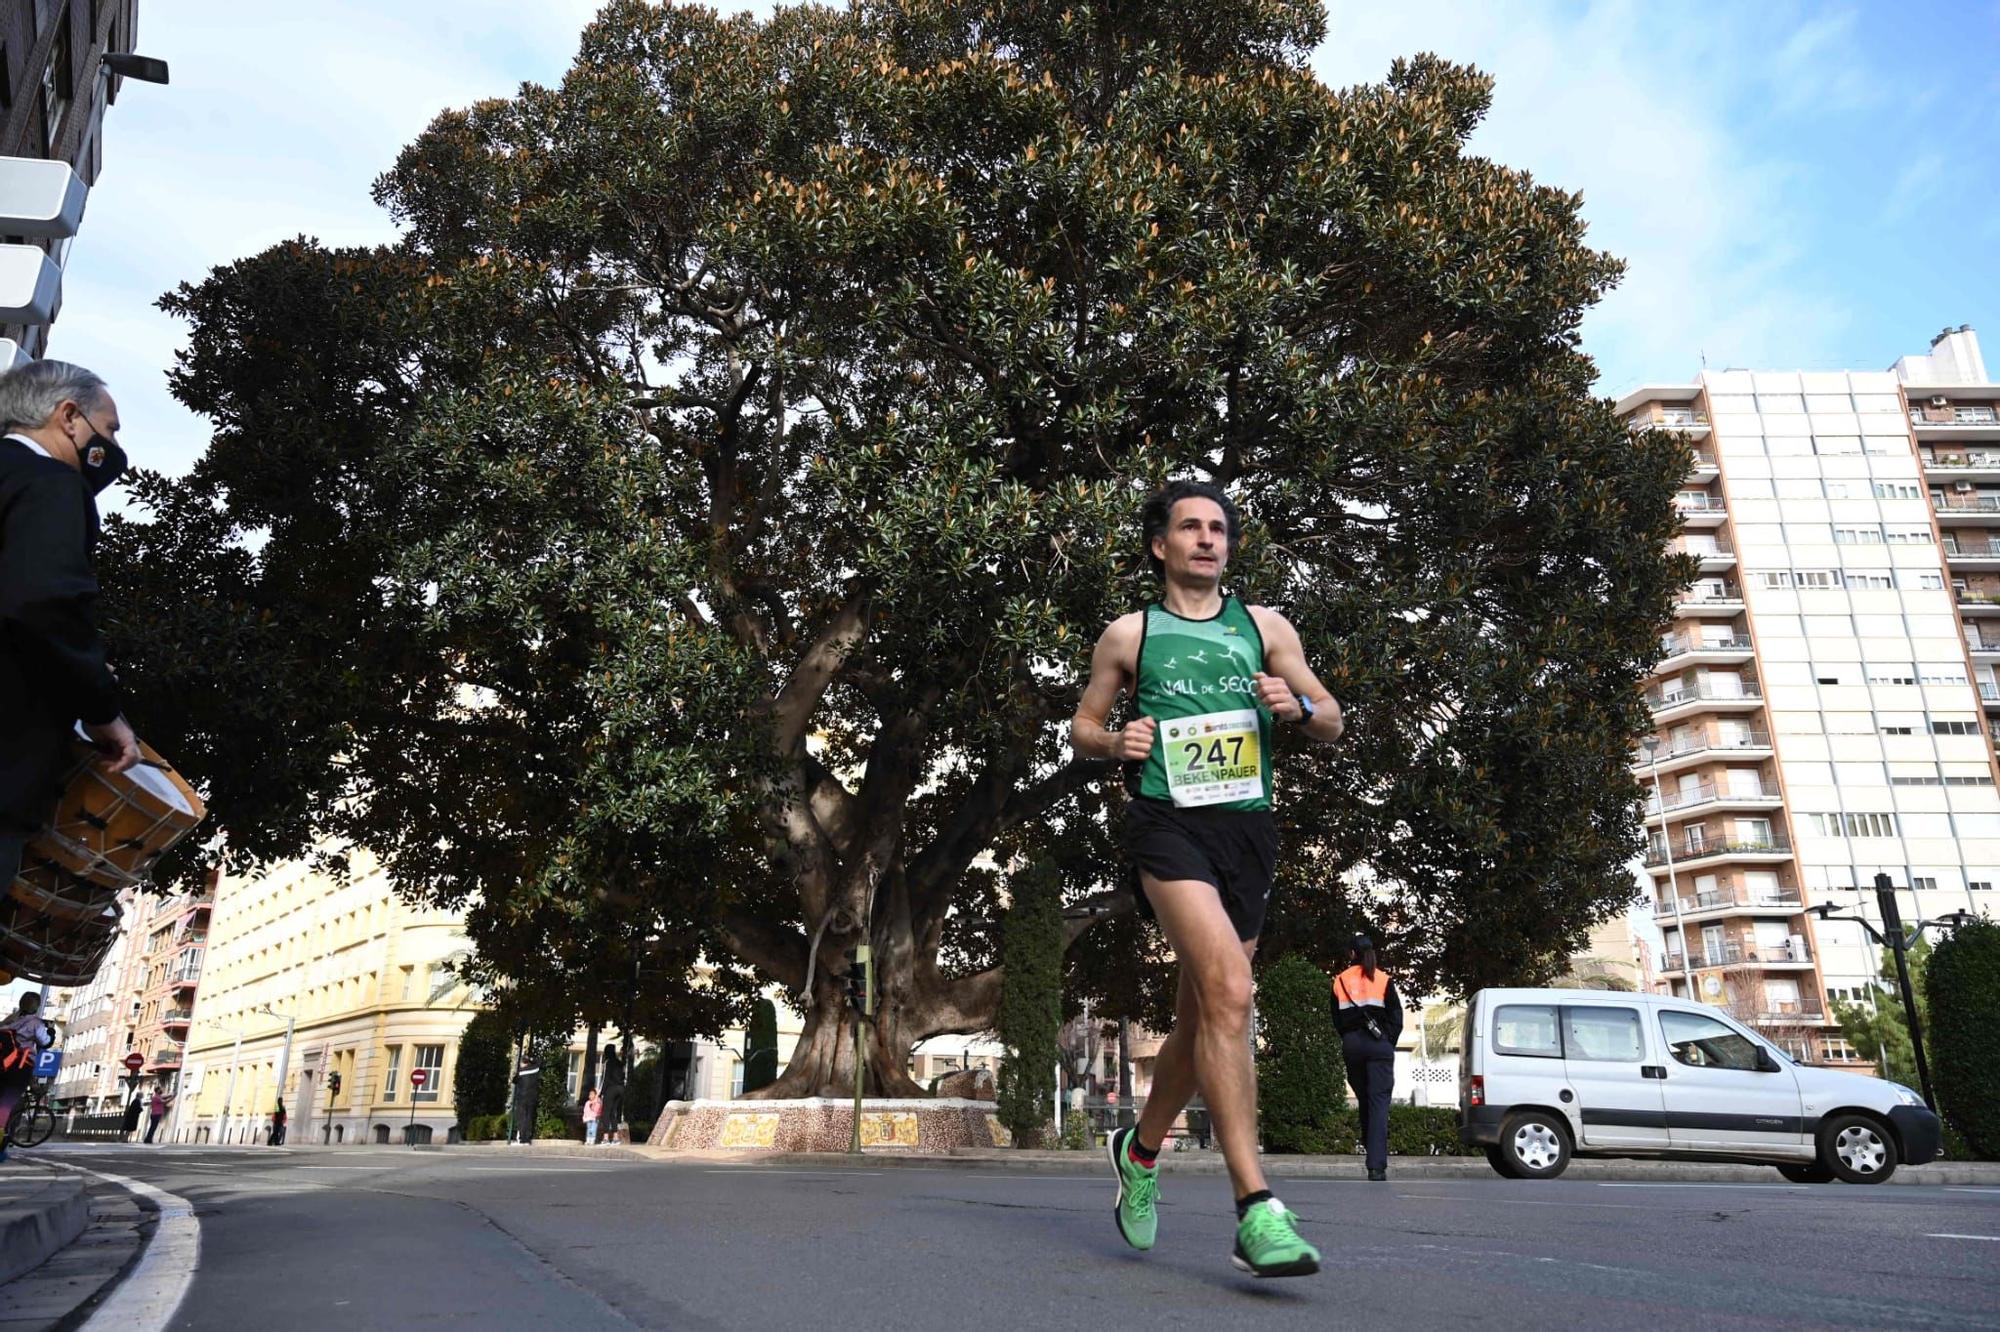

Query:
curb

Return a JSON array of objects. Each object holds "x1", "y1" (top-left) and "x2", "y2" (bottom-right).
[
  {"x1": 450, "y1": 1141, "x2": 655, "y2": 1162},
  {"x1": 0, "y1": 1163, "x2": 90, "y2": 1286}
]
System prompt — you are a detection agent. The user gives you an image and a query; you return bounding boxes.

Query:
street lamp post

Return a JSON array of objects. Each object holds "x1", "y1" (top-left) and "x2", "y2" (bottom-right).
[
  {"x1": 208, "y1": 1021, "x2": 246, "y2": 1145},
  {"x1": 257, "y1": 1005, "x2": 299, "y2": 1132},
  {"x1": 1640, "y1": 735, "x2": 1694, "y2": 1001},
  {"x1": 1809, "y1": 872, "x2": 1973, "y2": 1112}
]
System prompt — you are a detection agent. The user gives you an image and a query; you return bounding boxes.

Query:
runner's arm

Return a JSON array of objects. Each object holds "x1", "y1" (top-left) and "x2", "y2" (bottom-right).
[
  {"x1": 1252, "y1": 609, "x2": 1343, "y2": 743},
  {"x1": 1071, "y1": 616, "x2": 1151, "y2": 761}
]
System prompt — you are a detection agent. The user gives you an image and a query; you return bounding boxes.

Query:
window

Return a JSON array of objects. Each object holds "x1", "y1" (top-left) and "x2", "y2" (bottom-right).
[
  {"x1": 1561, "y1": 1007, "x2": 1644, "y2": 1062},
  {"x1": 383, "y1": 1045, "x2": 402, "y2": 1102},
  {"x1": 1834, "y1": 527, "x2": 1883, "y2": 545},
  {"x1": 1822, "y1": 1038, "x2": 1859, "y2": 1063},
  {"x1": 400, "y1": 966, "x2": 414, "y2": 1000},
  {"x1": 1846, "y1": 573, "x2": 1892, "y2": 590},
  {"x1": 1880, "y1": 724, "x2": 1914, "y2": 736},
  {"x1": 1874, "y1": 482, "x2": 1921, "y2": 500},
  {"x1": 1805, "y1": 812, "x2": 1897, "y2": 837},
  {"x1": 412, "y1": 1045, "x2": 444, "y2": 1102},
  {"x1": 1913, "y1": 573, "x2": 1945, "y2": 590},
  {"x1": 1973, "y1": 881, "x2": 1994, "y2": 893},
  {"x1": 1913, "y1": 877, "x2": 1938, "y2": 893},
  {"x1": 1956, "y1": 406, "x2": 1998, "y2": 424},
  {"x1": 0, "y1": 46, "x2": 11, "y2": 111},
  {"x1": 1659, "y1": 1009, "x2": 1762, "y2": 1071},
  {"x1": 39, "y1": 16, "x2": 71, "y2": 155},
  {"x1": 1932, "y1": 720, "x2": 1981, "y2": 735},
  {"x1": 566, "y1": 1050, "x2": 583, "y2": 1101},
  {"x1": 1886, "y1": 527, "x2": 1934, "y2": 544},
  {"x1": 1492, "y1": 1005, "x2": 1561, "y2": 1058},
  {"x1": 1757, "y1": 571, "x2": 1793, "y2": 589},
  {"x1": 1919, "y1": 665, "x2": 1968, "y2": 685},
  {"x1": 1867, "y1": 665, "x2": 1916, "y2": 686},
  {"x1": 1794, "y1": 570, "x2": 1839, "y2": 589}
]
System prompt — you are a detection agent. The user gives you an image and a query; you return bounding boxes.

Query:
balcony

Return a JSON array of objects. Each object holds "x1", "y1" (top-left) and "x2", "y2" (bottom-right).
[
  {"x1": 1688, "y1": 449, "x2": 1720, "y2": 476},
  {"x1": 1663, "y1": 939, "x2": 1812, "y2": 970},
  {"x1": 160, "y1": 1009, "x2": 193, "y2": 1031},
  {"x1": 1922, "y1": 450, "x2": 2000, "y2": 481},
  {"x1": 1944, "y1": 539, "x2": 2000, "y2": 565},
  {"x1": 1674, "y1": 495, "x2": 1729, "y2": 528},
  {"x1": 1912, "y1": 406, "x2": 2000, "y2": 441},
  {"x1": 1957, "y1": 588, "x2": 2000, "y2": 616},
  {"x1": 1657, "y1": 632, "x2": 1755, "y2": 669},
  {"x1": 149, "y1": 1048, "x2": 183, "y2": 1070},
  {"x1": 1636, "y1": 728, "x2": 1773, "y2": 777},
  {"x1": 1932, "y1": 494, "x2": 2000, "y2": 524},
  {"x1": 1654, "y1": 885, "x2": 1803, "y2": 922},
  {"x1": 1644, "y1": 778, "x2": 1783, "y2": 823},
  {"x1": 1645, "y1": 680, "x2": 1765, "y2": 721},
  {"x1": 1675, "y1": 581, "x2": 1745, "y2": 616},
  {"x1": 1966, "y1": 635, "x2": 2000, "y2": 658},
  {"x1": 1755, "y1": 1002, "x2": 1829, "y2": 1026},
  {"x1": 1670, "y1": 538, "x2": 1736, "y2": 573},
  {"x1": 1644, "y1": 833, "x2": 1791, "y2": 869}
]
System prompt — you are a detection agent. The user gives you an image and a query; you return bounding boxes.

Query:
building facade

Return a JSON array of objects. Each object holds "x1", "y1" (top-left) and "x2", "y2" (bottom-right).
[
  {"x1": 175, "y1": 847, "x2": 480, "y2": 1145},
  {"x1": 1622, "y1": 326, "x2": 2000, "y2": 1063},
  {"x1": 0, "y1": 0, "x2": 147, "y2": 364}
]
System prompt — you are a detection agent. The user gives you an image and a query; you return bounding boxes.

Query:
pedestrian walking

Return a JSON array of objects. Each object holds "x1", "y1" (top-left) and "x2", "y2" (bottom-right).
[
  {"x1": 583, "y1": 1087, "x2": 602, "y2": 1146},
  {"x1": 120, "y1": 1088, "x2": 143, "y2": 1144},
  {"x1": 1333, "y1": 933, "x2": 1404, "y2": 1182},
  {"x1": 268, "y1": 1097, "x2": 287, "y2": 1146},
  {"x1": 510, "y1": 1047, "x2": 542, "y2": 1145},
  {"x1": 0, "y1": 360, "x2": 141, "y2": 898},
  {"x1": 1072, "y1": 480, "x2": 1344, "y2": 1278},
  {"x1": 0, "y1": 994, "x2": 53, "y2": 1161},
  {"x1": 145, "y1": 1086, "x2": 172, "y2": 1144},
  {"x1": 599, "y1": 1046, "x2": 625, "y2": 1145}
]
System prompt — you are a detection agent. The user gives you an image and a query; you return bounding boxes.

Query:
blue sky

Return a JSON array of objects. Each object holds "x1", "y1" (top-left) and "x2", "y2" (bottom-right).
[{"x1": 49, "y1": 0, "x2": 2000, "y2": 484}]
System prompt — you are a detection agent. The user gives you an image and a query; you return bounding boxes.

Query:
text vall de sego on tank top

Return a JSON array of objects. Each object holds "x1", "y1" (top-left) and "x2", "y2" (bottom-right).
[{"x1": 1129, "y1": 596, "x2": 1275, "y2": 812}]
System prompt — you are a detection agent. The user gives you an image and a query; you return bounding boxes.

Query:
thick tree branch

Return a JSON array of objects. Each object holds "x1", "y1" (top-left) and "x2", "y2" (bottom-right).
[
  {"x1": 718, "y1": 909, "x2": 810, "y2": 995},
  {"x1": 771, "y1": 589, "x2": 870, "y2": 755}
]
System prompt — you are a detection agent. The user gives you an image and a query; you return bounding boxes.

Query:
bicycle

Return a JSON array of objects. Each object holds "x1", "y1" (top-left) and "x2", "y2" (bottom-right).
[{"x1": 3, "y1": 1083, "x2": 56, "y2": 1149}]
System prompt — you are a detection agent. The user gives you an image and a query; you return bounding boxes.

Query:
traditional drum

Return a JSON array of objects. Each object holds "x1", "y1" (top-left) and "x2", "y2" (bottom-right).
[
  {"x1": 32, "y1": 732, "x2": 207, "y2": 890},
  {"x1": 0, "y1": 890, "x2": 120, "y2": 986},
  {"x1": 7, "y1": 851, "x2": 122, "y2": 924}
]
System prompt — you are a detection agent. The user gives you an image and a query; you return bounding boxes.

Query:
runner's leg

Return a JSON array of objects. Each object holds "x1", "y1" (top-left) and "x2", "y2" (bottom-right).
[
  {"x1": 1134, "y1": 937, "x2": 1257, "y2": 1153},
  {"x1": 1139, "y1": 874, "x2": 1267, "y2": 1201}
]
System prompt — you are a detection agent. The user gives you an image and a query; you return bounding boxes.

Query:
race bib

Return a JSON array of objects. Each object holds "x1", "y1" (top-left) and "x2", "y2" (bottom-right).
[{"x1": 1162, "y1": 709, "x2": 1264, "y2": 808}]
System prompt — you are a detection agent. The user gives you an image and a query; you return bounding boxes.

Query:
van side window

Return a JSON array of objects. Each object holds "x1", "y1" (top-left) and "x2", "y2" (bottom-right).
[
  {"x1": 1659, "y1": 1010, "x2": 1761, "y2": 1071},
  {"x1": 1493, "y1": 1004, "x2": 1561, "y2": 1057},
  {"x1": 1561, "y1": 1007, "x2": 1643, "y2": 1062}
]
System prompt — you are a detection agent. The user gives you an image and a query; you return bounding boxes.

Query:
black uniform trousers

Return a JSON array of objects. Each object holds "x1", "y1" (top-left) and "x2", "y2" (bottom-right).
[{"x1": 1342, "y1": 1029, "x2": 1396, "y2": 1172}]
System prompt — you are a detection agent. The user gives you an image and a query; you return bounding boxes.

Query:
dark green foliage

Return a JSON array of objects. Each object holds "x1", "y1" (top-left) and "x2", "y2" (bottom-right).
[
  {"x1": 1831, "y1": 940, "x2": 1932, "y2": 1089},
  {"x1": 462, "y1": 1113, "x2": 509, "y2": 1142},
  {"x1": 627, "y1": 1052, "x2": 665, "y2": 1124},
  {"x1": 1926, "y1": 919, "x2": 2000, "y2": 1160},
  {"x1": 453, "y1": 1009, "x2": 513, "y2": 1121},
  {"x1": 106, "y1": 1, "x2": 1684, "y2": 1095},
  {"x1": 1255, "y1": 954, "x2": 1341, "y2": 1153},
  {"x1": 997, "y1": 860, "x2": 1064, "y2": 1146},
  {"x1": 743, "y1": 1000, "x2": 780, "y2": 1094},
  {"x1": 1290, "y1": 1103, "x2": 1470, "y2": 1157}
]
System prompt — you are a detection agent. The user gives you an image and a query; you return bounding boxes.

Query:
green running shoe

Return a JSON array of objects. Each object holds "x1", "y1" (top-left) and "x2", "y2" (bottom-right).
[
  {"x1": 1231, "y1": 1198, "x2": 1320, "y2": 1278},
  {"x1": 1107, "y1": 1126, "x2": 1160, "y2": 1251}
]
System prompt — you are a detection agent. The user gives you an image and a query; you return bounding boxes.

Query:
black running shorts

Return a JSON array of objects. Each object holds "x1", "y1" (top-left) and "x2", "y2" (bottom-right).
[{"x1": 1124, "y1": 796, "x2": 1279, "y2": 942}]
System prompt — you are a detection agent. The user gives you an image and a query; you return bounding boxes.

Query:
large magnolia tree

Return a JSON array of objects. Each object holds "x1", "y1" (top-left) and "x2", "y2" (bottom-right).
[{"x1": 102, "y1": 0, "x2": 1688, "y2": 1095}]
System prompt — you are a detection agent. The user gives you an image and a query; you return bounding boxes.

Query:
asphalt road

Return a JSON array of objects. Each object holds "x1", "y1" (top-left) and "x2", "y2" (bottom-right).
[{"x1": 16, "y1": 1144, "x2": 2000, "y2": 1330}]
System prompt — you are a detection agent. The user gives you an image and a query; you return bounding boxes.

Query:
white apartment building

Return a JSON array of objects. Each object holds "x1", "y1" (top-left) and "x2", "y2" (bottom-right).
[{"x1": 1621, "y1": 325, "x2": 2000, "y2": 1064}]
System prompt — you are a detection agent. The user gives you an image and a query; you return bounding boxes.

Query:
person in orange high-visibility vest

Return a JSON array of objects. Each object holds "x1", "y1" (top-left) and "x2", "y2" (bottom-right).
[{"x1": 1332, "y1": 934, "x2": 1404, "y2": 1181}]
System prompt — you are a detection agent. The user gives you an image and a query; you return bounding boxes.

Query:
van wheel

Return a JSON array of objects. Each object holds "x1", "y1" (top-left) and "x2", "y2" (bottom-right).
[
  {"x1": 1498, "y1": 1112, "x2": 1571, "y2": 1180},
  {"x1": 1776, "y1": 1162, "x2": 1835, "y2": 1184},
  {"x1": 1485, "y1": 1144, "x2": 1518, "y2": 1179},
  {"x1": 1819, "y1": 1113, "x2": 1897, "y2": 1184}
]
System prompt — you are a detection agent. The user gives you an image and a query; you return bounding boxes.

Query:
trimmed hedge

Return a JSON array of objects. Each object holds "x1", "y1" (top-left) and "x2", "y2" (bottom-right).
[
  {"x1": 1927, "y1": 917, "x2": 2000, "y2": 1160},
  {"x1": 997, "y1": 860, "x2": 1064, "y2": 1148},
  {"x1": 1255, "y1": 955, "x2": 1342, "y2": 1153},
  {"x1": 463, "y1": 1112, "x2": 508, "y2": 1142}
]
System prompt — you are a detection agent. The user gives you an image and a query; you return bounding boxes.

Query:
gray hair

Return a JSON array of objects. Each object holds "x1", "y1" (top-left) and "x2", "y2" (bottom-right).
[{"x1": 0, "y1": 358, "x2": 109, "y2": 432}]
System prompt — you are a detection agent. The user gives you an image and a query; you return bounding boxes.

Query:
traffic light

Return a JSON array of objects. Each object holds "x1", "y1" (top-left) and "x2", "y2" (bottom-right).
[
  {"x1": 842, "y1": 945, "x2": 873, "y2": 1017},
  {"x1": 327, "y1": 1070, "x2": 342, "y2": 1097}
]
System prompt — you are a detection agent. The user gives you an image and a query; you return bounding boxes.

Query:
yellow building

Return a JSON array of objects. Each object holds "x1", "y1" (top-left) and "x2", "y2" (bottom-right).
[{"x1": 175, "y1": 846, "x2": 479, "y2": 1145}]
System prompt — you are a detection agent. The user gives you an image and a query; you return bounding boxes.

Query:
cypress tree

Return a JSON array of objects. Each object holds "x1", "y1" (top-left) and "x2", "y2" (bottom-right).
[
  {"x1": 1926, "y1": 918, "x2": 2000, "y2": 1160},
  {"x1": 997, "y1": 860, "x2": 1063, "y2": 1148}
]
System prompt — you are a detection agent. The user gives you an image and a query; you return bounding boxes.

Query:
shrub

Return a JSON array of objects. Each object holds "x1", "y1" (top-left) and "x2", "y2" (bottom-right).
[
  {"x1": 1926, "y1": 917, "x2": 2000, "y2": 1160},
  {"x1": 743, "y1": 999, "x2": 780, "y2": 1094},
  {"x1": 997, "y1": 860, "x2": 1063, "y2": 1148},
  {"x1": 1058, "y1": 1111, "x2": 1094, "y2": 1151},
  {"x1": 626, "y1": 1116, "x2": 657, "y2": 1145},
  {"x1": 463, "y1": 1112, "x2": 509, "y2": 1142},
  {"x1": 1255, "y1": 954, "x2": 1342, "y2": 1153},
  {"x1": 453, "y1": 1009, "x2": 513, "y2": 1122}
]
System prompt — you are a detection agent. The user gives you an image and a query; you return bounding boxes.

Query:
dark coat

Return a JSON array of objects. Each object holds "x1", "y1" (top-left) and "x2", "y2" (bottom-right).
[{"x1": 0, "y1": 438, "x2": 120, "y2": 836}]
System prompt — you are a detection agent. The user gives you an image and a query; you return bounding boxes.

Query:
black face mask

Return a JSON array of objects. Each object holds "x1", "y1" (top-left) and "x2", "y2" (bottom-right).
[{"x1": 72, "y1": 426, "x2": 128, "y2": 495}]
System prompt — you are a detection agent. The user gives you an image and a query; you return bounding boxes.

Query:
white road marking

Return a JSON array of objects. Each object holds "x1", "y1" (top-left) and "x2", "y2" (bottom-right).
[
  {"x1": 1946, "y1": 1187, "x2": 2000, "y2": 1195},
  {"x1": 293, "y1": 1166, "x2": 376, "y2": 1170},
  {"x1": 700, "y1": 1169, "x2": 885, "y2": 1176},
  {"x1": 463, "y1": 1165, "x2": 624, "y2": 1173},
  {"x1": 1394, "y1": 1193, "x2": 1647, "y2": 1210},
  {"x1": 1597, "y1": 1183, "x2": 1808, "y2": 1191},
  {"x1": 64, "y1": 1166, "x2": 199, "y2": 1332},
  {"x1": 1927, "y1": 1233, "x2": 2000, "y2": 1242}
]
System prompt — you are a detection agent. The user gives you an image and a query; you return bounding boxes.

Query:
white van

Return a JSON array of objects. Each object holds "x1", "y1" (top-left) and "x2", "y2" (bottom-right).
[{"x1": 1458, "y1": 988, "x2": 1941, "y2": 1183}]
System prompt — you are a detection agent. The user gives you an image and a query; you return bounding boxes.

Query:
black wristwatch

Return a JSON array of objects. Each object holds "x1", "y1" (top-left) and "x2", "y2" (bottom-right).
[{"x1": 1288, "y1": 694, "x2": 1316, "y2": 726}]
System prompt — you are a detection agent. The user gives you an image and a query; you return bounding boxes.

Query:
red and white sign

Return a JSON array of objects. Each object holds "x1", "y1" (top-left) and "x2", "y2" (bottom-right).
[
  {"x1": 408, "y1": 1068, "x2": 429, "y2": 1089},
  {"x1": 122, "y1": 1052, "x2": 145, "y2": 1072}
]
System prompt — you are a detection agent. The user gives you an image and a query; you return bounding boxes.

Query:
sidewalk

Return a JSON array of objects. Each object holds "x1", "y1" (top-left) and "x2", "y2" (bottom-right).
[
  {"x1": 456, "y1": 1140, "x2": 2000, "y2": 1185},
  {"x1": 0, "y1": 1162, "x2": 89, "y2": 1286}
]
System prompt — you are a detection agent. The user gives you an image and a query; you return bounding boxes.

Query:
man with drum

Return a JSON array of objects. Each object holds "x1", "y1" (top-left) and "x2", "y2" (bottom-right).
[{"x1": 0, "y1": 360, "x2": 141, "y2": 892}]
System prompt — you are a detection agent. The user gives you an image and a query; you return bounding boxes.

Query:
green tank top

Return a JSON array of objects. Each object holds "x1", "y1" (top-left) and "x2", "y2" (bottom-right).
[{"x1": 1128, "y1": 596, "x2": 1274, "y2": 811}]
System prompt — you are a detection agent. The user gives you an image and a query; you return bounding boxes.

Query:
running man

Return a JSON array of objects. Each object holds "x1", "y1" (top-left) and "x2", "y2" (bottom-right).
[{"x1": 1071, "y1": 480, "x2": 1343, "y2": 1278}]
